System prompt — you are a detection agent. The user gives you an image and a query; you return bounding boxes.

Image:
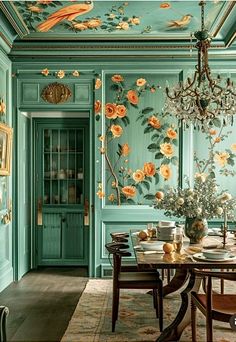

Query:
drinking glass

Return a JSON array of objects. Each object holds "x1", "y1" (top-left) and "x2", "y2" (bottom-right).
[
  {"x1": 147, "y1": 223, "x2": 156, "y2": 239},
  {"x1": 173, "y1": 227, "x2": 183, "y2": 253}
]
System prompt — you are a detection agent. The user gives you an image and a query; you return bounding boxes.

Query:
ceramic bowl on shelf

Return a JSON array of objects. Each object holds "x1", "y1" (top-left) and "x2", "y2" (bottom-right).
[
  {"x1": 202, "y1": 249, "x2": 230, "y2": 259},
  {"x1": 139, "y1": 240, "x2": 164, "y2": 251}
]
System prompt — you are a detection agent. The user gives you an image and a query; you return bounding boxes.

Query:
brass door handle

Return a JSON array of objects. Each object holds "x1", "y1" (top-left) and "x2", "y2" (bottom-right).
[
  {"x1": 84, "y1": 198, "x2": 89, "y2": 226},
  {"x1": 37, "y1": 198, "x2": 43, "y2": 226}
]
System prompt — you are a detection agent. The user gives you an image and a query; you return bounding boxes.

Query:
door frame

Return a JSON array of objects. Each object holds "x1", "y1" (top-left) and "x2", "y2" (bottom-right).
[{"x1": 15, "y1": 110, "x2": 94, "y2": 279}]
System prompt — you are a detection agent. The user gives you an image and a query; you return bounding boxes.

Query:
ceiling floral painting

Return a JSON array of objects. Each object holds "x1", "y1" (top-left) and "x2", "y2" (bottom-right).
[{"x1": 12, "y1": 0, "x2": 226, "y2": 39}]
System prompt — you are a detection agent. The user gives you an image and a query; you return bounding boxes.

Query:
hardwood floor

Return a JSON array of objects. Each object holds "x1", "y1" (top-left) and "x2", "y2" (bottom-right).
[{"x1": 0, "y1": 267, "x2": 88, "y2": 342}]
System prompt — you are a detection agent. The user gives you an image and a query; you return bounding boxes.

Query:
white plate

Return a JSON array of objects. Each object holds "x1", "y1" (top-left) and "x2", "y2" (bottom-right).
[{"x1": 193, "y1": 252, "x2": 236, "y2": 262}]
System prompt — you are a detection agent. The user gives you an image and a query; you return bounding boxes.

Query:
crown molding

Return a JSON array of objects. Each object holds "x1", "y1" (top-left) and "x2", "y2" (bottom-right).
[{"x1": 0, "y1": 1, "x2": 29, "y2": 38}]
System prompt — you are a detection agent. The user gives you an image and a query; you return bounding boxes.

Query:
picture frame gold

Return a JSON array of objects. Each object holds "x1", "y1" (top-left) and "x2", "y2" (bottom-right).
[{"x1": 0, "y1": 123, "x2": 13, "y2": 176}]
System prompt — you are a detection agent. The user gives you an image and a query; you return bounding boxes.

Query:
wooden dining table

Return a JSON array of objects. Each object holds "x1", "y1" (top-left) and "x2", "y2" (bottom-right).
[{"x1": 131, "y1": 232, "x2": 236, "y2": 342}]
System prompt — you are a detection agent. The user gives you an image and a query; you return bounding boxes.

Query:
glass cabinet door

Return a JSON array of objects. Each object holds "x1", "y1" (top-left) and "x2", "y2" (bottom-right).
[{"x1": 43, "y1": 128, "x2": 84, "y2": 205}]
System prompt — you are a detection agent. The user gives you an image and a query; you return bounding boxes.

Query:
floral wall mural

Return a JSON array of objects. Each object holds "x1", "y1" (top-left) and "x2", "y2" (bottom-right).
[{"x1": 95, "y1": 72, "x2": 179, "y2": 205}]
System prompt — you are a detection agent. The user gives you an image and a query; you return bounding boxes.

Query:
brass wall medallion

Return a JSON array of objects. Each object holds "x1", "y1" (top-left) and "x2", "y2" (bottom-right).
[{"x1": 41, "y1": 82, "x2": 72, "y2": 104}]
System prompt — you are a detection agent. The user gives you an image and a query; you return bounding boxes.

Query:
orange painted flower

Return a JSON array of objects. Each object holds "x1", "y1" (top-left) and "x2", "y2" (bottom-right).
[
  {"x1": 160, "y1": 164, "x2": 172, "y2": 180},
  {"x1": 86, "y1": 18, "x2": 102, "y2": 28},
  {"x1": 105, "y1": 103, "x2": 117, "y2": 119},
  {"x1": 132, "y1": 169, "x2": 145, "y2": 183},
  {"x1": 116, "y1": 104, "x2": 127, "y2": 118},
  {"x1": 96, "y1": 190, "x2": 105, "y2": 199},
  {"x1": 72, "y1": 70, "x2": 80, "y2": 77},
  {"x1": 121, "y1": 143, "x2": 131, "y2": 156},
  {"x1": 117, "y1": 22, "x2": 129, "y2": 30},
  {"x1": 94, "y1": 100, "x2": 101, "y2": 114},
  {"x1": 160, "y1": 143, "x2": 174, "y2": 158},
  {"x1": 111, "y1": 74, "x2": 124, "y2": 83},
  {"x1": 155, "y1": 191, "x2": 164, "y2": 201},
  {"x1": 214, "y1": 152, "x2": 230, "y2": 167},
  {"x1": 166, "y1": 128, "x2": 177, "y2": 139},
  {"x1": 209, "y1": 129, "x2": 217, "y2": 135},
  {"x1": 110, "y1": 124, "x2": 123, "y2": 138},
  {"x1": 148, "y1": 116, "x2": 161, "y2": 129},
  {"x1": 214, "y1": 137, "x2": 221, "y2": 143},
  {"x1": 160, "y1": 3, "x2": 171, "y2": 9},
  {"x1": 231, "y1": 143, "x2": 236, "y2": 152},
  {"x1": 143, "y1": 162, "x2": 156, "y2": 176},
  {"x1": 56, "y1": 70, "x2": 65, "y2": 79},
  {"x1": 95, "y1": 78, "x2": 102, "y2": 89},
  {"x1": 41, "y1": 68, "x2": 49, "y2": 76},
  {"x1": 122, "y1": 186, "x2": 136, "y2": 198},
  {"x1": 136, "y1": 78, "x2": 146, "y2": 86},
  {"x1": 127, "y1": 90, "x2": 139, "y2": 105},
  {"x1": 28, "y1": 5, "x2": 42, "y2": 13},
  {"x1": 0, "y1": 100, "x2": 6, "y2": 114},
  {"x1": 129, "y1": 17, "x2": 140, "y2": 25},
  {"x1": 108, "y1": 194, "x2": 115, "y2": 202},
  {"x1": 73, "y1": 22, "x2": 88, "y2": 31}
]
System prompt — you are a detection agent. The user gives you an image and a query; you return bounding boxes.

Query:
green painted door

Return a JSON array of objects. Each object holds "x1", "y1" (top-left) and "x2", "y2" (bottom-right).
[{"x1": 34, "y1": 118, "x2": 89, "y2": 266}]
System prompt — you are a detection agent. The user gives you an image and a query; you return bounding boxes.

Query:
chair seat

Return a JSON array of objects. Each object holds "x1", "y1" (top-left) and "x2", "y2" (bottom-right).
[{"x1": 192, "y1": 293, "x2": 236, "y2": 315}]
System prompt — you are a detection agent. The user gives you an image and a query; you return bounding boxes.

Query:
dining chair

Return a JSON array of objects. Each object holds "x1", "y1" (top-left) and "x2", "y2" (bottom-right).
[
  {"x1": 105, "y1": 242, "x2": 163, "y2": 332},
  {"x1": 191, "y1": 269, "x2": 236, "y2": 342},
  {"x1": 0, "y1": 306, "x2": 9, "y2": 342}
]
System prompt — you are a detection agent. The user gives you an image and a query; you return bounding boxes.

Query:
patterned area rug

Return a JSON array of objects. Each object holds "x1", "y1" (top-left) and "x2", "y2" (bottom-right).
[{"x1": 61, "y1": 279, "x2": 236, "y2": 342}]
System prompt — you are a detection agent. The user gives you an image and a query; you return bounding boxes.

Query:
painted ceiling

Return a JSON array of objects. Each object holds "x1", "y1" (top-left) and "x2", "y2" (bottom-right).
[{"x1": 5, "y1": 0, "x2": 235, "y2": 43}]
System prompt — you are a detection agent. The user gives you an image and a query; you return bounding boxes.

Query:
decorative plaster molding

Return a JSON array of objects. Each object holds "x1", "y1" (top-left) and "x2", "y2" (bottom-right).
[{"x1": 41, "y1": 82, "x2": 72, "y2": 104}]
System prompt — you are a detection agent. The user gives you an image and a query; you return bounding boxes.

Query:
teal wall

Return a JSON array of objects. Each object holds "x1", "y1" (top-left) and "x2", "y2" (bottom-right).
[
  {"x1": 9, "y1": 58, "x2": 236, "y2": 279},
  {"x1": 0, "y1": 47, "x2": 13, "y2": 292}
]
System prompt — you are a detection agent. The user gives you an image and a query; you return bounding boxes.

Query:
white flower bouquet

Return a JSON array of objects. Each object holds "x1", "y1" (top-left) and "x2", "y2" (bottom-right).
[{"x1": 154, "y1": 174, "x2": 236, "y2": 220}]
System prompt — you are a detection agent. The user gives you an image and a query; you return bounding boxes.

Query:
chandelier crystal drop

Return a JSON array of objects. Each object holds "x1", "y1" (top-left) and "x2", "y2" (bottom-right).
[{"x1": 164, "y1": 1, "x2": 236, "y2": 131}]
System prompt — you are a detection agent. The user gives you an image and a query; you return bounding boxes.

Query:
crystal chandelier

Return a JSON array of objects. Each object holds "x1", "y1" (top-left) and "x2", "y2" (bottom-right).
[{"x1": 164, "y1": 1, "x2": 236, "y2": 131}]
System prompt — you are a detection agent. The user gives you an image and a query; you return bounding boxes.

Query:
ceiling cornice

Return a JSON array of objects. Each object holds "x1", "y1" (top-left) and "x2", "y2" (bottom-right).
[
  {"x1": 0, "y1": 1, "x2": 29, "y2": 38},
  {"x1": 212, "y1": 1, "x2": 236, "y2": 38}
]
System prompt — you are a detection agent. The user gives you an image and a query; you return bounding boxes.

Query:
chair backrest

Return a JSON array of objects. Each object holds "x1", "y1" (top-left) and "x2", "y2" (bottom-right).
[
  {"x1": 105, "y1": 243, "x2": 131, "y2": 284},
  {"x1": 193, "y1": 269, "x2": 236, "y2": 281},
  {"x1": 110, "y1": 232, "x2": 129, "y2": 243}
]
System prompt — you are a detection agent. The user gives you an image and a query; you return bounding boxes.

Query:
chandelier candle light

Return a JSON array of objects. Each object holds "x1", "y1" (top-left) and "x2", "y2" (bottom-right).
[{"x1": 164, "y1": 1, "x2": 236, "y2": 131}]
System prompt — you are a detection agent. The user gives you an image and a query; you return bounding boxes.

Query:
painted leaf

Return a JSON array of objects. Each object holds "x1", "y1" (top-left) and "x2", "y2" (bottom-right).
[
  {"x1": 142, "y1": 107, "x2": 154, "y2": 114},
  {"x1": 144, "y1": 194, "x2": 156, "y2": 200}
]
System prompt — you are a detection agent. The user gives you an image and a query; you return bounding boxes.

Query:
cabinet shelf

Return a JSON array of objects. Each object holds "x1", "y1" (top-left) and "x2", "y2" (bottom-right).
[{"x1": 43, "y1": 128, "x2": 84, "y2": 206}]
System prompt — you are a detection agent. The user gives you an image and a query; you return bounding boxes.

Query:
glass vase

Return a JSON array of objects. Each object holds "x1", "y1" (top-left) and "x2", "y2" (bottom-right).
[{"x1": 184, "y1": 217, "x2": 208, "y2": 244}]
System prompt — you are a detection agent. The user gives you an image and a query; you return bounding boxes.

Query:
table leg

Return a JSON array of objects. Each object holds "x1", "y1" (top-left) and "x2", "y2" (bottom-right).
[
  {"x1": 157, "y1": 272, "x2": 202, "y2": 342},
  {"x1": 163, "y1": 269, "x2": 189, "y2": 297}
]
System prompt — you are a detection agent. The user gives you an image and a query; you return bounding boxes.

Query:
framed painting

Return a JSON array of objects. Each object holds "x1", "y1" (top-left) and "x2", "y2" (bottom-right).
[{"x1": 0, "y1": 123, "x2": 13, "y2": 176}]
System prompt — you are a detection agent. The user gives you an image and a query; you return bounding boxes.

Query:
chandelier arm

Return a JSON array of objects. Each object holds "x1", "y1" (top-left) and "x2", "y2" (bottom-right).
[{"x1": 182, "y1": 71, "x2": 198, "y2": 92}]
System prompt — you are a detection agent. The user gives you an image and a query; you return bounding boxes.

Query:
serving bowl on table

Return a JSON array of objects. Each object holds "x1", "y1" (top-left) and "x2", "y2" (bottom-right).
[{"x1": 202, "y1": 249, "x2": 230, "y2": 260}]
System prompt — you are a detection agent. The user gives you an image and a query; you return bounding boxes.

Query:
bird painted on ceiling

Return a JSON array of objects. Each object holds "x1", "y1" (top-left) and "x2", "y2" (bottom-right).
[
  {"x1": 168, "y1": 14, "x2": 193, "y2": 29},
  {"x1": 37, "y1": 1, "x2": 94, "y2": 32}
]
